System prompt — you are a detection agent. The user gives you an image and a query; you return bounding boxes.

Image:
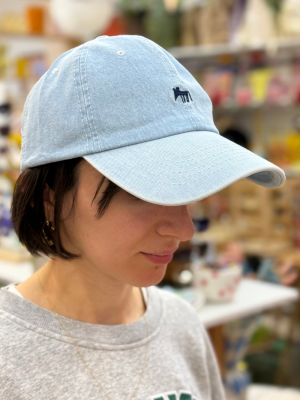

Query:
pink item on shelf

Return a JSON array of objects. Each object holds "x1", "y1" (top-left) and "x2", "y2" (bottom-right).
[
  {"x1": 193, "y1": 264, "x2": 243, "y2": 303},
  {"x1": 267, "y1": 66, "x2": 294, "y2": 106},
  {"x1": 235, "y1": 87, "x2": 252, "y2": 106}
]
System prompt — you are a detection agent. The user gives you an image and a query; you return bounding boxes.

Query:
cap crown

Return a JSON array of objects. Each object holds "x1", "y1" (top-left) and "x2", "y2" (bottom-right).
[{"x1": 21, "y1": 35, "x2": 218, "y2": 171}]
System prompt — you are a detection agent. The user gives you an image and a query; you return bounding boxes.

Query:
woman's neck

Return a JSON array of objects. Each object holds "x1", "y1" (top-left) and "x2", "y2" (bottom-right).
[{"x1": 16, "y1": 259, "x2": 146, "y2": 325}]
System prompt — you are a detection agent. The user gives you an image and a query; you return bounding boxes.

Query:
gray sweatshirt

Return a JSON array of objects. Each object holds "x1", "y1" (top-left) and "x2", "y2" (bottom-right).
[{"x1": 0, "y1": 283, "x2": 225, "y2": 400}]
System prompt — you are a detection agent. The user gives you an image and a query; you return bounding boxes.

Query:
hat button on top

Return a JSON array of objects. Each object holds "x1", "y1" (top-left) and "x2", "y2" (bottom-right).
[{"x1": 117, "y1": 50, "x2": 125, "y2": 56}]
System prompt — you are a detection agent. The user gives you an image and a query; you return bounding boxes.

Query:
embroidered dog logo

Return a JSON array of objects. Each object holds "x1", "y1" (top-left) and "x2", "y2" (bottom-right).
[{"x1": 173, "y1": 87, "x2": 193, "y2": 103}]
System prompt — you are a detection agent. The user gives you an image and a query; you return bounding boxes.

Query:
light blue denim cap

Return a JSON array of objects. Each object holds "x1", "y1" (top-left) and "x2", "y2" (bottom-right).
[{"x1": 21, "y1": 35, "x2": 286, "y2": 206}]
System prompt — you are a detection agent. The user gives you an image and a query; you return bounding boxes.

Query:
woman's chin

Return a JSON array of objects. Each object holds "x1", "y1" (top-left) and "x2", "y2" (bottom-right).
[{"x1": 130, "y1": 264, "x2": 168, "y2": 288}]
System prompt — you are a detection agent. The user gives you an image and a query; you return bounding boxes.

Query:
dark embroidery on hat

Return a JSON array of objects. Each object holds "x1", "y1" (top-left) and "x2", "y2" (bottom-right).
[{"x1": 173, "y1": 87, "x2": 193, "y2": 103}]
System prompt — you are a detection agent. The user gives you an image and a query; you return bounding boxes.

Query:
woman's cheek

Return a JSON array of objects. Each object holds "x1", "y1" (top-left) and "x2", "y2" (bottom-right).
[{"x1": 127, "y1": 200, "x2": 162, "y2": 221}]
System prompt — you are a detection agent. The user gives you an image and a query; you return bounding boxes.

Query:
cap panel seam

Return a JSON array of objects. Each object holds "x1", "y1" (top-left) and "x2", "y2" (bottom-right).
[
  {"x1": 83, "y1": 41, "x2": 101, "y2": 152},
  {"x1": 73, "y1": 45, "x2": 89, "y2": 154},
  {"x1": 80, "y1": 42, "x2": 99, "y2": 153},
  {"x1": 79, "y1": 43, "x2": 94, "y2": 152},
  {"x1": 20, "y1": 88, "x2": 33, "y2": 170}
]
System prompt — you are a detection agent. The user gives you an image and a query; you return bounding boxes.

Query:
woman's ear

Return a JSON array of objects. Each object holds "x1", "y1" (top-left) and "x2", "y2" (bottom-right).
[{"x1": 43, "y1": 184, "x2": 55, "y2": 221}]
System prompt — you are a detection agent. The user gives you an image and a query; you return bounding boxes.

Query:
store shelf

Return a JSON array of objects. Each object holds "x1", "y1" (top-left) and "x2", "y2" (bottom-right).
[
  {"x1": 239, "y1": 238, "x2": 293, "y2": 257},
  {"x1": 0, "y1": 30, "x2": 70, "y2": 41},
  {"x1": 192, "y1": 223, "x2": 238, "y2": 245},
  {"x1": 213, "y1": 103, "x2": 300, "y2": 114},
  {"x1": 168, "y1": 37, "x2": 300, "y2": 61}
]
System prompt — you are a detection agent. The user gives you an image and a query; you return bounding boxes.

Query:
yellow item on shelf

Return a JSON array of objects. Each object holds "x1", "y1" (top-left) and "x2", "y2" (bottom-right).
[
  {"x1": 0, "y1": 45, "x2": 8, "y2": 79},
  {"x1": 8, "y1": 132, "x2": 22, "y2": 147},
  {"x1": 237, "y1": 361, "x2": 247, "y2": 372},
  {"x1": 248, "y1": 68, "x2": 272, "y2": 104},
  {"x1": 16, "y1": 58, "x2": 30, "y2": 79},
  {"x1": 285, "y1": 131, "x2": 300, "y2": 164}
]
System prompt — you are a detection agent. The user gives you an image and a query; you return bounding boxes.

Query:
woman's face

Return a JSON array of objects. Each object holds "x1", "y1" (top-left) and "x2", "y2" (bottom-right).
[{"x1": 59, "y1": 161, "x2": 195, "y2": 287}]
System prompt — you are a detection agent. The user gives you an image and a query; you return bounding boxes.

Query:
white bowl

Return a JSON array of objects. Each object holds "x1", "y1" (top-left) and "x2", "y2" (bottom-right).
[{"x1": 193, "y1": 264, "x2": 242, "y2": 303}]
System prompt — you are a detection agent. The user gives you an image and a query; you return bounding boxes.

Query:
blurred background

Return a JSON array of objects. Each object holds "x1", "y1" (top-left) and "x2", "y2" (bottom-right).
[{"x1": 1, "y1": 1, "x2": 300, "y2": 399}]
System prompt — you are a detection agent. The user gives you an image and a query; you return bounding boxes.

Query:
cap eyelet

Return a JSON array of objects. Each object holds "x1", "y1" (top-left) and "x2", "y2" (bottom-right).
[{"x1": 117, "y1": 50, "x2": 125, "y2": 56}]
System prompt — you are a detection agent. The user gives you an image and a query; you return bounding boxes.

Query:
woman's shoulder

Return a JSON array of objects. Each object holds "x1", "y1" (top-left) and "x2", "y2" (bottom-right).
[
  {"x1": 0, "y1": 307, "x2": 30, "y2": 370},
  {"x1": 0, "y1": 287, "x2": 37, "y2": 345}
]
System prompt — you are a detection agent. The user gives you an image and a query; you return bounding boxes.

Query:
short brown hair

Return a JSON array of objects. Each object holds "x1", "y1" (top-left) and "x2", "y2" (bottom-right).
[{"x1": 11, "y1": 158, "x2": 121, "y2": 260}]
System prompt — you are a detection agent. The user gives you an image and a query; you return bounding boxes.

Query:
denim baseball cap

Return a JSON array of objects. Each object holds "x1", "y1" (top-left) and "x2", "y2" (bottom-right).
[{"x1": 21, "y1": 35, "x2": 285, "y2": 206}]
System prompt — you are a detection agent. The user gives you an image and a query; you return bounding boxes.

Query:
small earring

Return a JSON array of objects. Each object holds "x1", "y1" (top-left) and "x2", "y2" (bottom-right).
[
  {"x1": 43, "y1": 219, "x2": 55, "y2": 246},
  {"x1": 42, "y1": 228, "x2": 54, "y2": 246},
  {"x1": 46, "y1": 219, "x2": 55, "y2": 231}
]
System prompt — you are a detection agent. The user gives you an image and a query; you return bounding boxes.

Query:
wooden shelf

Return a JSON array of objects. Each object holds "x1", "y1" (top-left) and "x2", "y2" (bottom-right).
[
  {"x1": 168, "y1": 37, "x2": 300, "y2": 61},
  {"x1": 0, "y1": 30, "x2": 74, "y2": 41},
  {"x1": 240, "y1": 239, "x2": 293, "y2": 257},
  {"x1": 213, "y1": 103, "x2": 300, "y2": 114}
]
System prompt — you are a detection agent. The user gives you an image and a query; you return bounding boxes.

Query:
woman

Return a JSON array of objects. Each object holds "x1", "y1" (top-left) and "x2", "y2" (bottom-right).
[{"x1": 0, "y1": 35, "x2": 285, "y2": 400}]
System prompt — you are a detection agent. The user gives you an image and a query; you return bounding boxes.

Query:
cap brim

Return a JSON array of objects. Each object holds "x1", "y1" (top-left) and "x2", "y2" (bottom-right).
[{"x1": 84, "y1": 131, "x2": 286, "y2": 206}]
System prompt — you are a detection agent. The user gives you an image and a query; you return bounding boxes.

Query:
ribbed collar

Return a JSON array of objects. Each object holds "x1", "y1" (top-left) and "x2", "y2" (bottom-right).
[{"x1": 0, "y1": 284, "x2": 163, "y2": 350}]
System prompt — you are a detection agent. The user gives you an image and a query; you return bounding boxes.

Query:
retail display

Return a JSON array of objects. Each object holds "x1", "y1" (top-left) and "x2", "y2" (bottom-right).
[
  {"x1": 0, "y1": 80, "x2": 29, "y2": 260},
  {"x1": 229, "y1": 178, "x2": 300, "y2": 249},
  {"x1": 279, "y1": 0, "x2": 300, "y2": 37},
  {"x1": 198, "y1": 60, "x2": 300, "y2": 109},
  {"x1": 193, "y1": 264, "x2": 243, "y2": 303},
  {"x1": 26, "y1": 6, "x2": 45, "y2": 35},
  {"x1": 49, "y1": 0, "x2": 117, "y2": 41},
  {"x1": 223, "y1": 317, "x2": 257, "y2": 398},
  {"x1": 1, "y1": 1, "x2": 300, "y2": 397}
]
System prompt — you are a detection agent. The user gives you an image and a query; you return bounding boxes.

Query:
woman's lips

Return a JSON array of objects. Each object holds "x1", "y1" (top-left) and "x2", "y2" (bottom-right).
[{"x1": 141, "y1": 252, "x2": 173, "y2": 264}]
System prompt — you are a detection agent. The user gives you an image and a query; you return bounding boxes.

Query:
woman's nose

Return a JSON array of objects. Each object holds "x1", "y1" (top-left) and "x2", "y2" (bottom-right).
[{"x1": 157, "y1": 205, "x2": 195, "y2": 242}]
